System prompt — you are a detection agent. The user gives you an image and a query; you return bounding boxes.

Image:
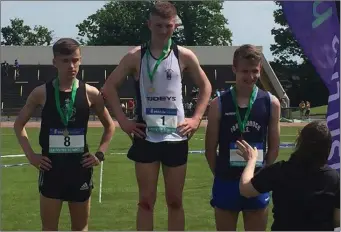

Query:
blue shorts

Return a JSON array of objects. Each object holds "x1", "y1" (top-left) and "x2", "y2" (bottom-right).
[{"x1": 210, "y1": 176, "x2": 270, "y2": 211}]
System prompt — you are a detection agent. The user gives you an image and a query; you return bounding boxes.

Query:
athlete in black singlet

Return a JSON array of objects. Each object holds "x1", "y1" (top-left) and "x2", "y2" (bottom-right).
[{"x1": 14, "y1": 38, "x2": 115, "y2": 231}]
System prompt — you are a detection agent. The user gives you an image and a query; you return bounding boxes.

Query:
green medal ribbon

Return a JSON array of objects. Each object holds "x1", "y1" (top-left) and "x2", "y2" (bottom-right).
[
  {"x1": 230, "y1": 86, "x2": 257, "y2": 136},
  {"x1": 54, "y1": 78, "x2": 77, "y2": 131},
  {"x1": 146, "y1": 38, "x2": 172, "y2": 86}
]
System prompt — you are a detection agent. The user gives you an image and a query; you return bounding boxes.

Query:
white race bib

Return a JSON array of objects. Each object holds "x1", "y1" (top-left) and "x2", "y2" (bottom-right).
[
  {"x1": 229, "y1": 142, "x2": 264, "y2": 167},
  {"x1": 49, "y1": 128, "x2": 85, "y2": 154},
  {"x1": 145, "y1": 108, "x2": 177, "y2": 134}
]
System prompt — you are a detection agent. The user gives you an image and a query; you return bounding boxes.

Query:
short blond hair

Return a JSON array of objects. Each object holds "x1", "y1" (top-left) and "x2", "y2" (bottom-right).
[{"x1": 233, "y1": 44, "x2": 262, "y2": 67}]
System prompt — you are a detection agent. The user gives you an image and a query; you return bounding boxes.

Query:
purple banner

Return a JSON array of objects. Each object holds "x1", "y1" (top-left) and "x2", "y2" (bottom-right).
[{"x1": 281, "y1": 1, "x2": 340, "y2": 170}]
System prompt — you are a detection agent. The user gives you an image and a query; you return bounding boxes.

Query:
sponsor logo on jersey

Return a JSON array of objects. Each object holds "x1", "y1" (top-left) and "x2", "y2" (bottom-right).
[{"x1": 147, "y1": 96, "x2": 176, "y2": 101}]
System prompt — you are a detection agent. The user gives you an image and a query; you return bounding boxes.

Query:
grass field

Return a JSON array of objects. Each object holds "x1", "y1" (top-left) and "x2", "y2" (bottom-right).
[
  {"x1": 290, "y1": 105, "x2": 327, "y2": 119},
  {"x1": 1, "y1": 125, "x2": 302, "y2": 231}
]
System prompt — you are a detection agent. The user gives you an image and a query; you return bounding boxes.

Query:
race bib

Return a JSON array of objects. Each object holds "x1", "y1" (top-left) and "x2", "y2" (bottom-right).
[
  {"x1": 145, "y1": 108, "x2": 177, "y2": 133},
  {"x1": 229, "y1": 142, "x2": 264, "y2": 167},
  {"x1": 49, "y1": 128, "x2": 85, "y2": 154}
]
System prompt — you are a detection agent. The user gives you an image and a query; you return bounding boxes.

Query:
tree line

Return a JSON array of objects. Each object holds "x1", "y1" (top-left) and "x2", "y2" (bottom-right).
[{"x1": 1, "y1": 1, "x2": 328, "y2": 107}]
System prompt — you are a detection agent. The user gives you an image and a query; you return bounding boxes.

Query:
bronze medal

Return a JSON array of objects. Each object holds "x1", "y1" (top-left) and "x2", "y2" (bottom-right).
[
  {"x1": 148, "y1": 86, "x2": 155, "y2": 93},
  {"x1": 63, "y1": 128, "x2": 69, "y2": 137}
]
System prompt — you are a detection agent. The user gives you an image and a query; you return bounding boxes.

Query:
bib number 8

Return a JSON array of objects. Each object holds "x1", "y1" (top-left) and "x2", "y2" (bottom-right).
[{"x1": 64, "y1": 136, "x2": 71, "y2": 147}]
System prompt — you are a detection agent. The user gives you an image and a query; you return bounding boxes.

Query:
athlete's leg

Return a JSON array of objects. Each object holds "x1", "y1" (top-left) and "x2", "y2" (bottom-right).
[
  {"x1": 211, "y1": 178, "x2": 242, "y2": 231},
  {"x1": 242, "y1": 192, "x2": 270, "y2": 231},
  {"x1": 135, "y1": 162, "x2": 160, "y2": 231},
  {"x1": 243, "y1": 207, "x2": 269, "y2": 231},
  {"x1": 162, "y1": 163, "x2": 186, "y2": 231},
  {"x1": 65, "y1": 162, "x2": 93, "y2": 231},
  {"x1": 161, "y1": 140, "x2": 188, "y2": 231},
  {"x1": 39, "y1": 168, "x2": 64, "y2": 231},
  {"x1": 215, "y1": 208, "x2": 239, "y2": 231},
  {"x1": 68, "y1": 198, "x2": 91, "y2": 231},
  {"x1": 40, "y1": 194, "x2": 63, "y2": 231}
]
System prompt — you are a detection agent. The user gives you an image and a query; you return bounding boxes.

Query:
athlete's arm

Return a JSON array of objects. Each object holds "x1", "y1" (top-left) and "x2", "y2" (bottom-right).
[
  {"x1": 205, "y1": 98, "x2": 220, "y2": 175},
  {"x1": 87, "y1": 84, "x2": 115, "y2": 154},
  {"x1": 14, "y1": 85, "x2": 51, "y2": 169},
  {"x1": 102, "y1": 48, "x2": 137, "y2": 123},
  {"x1": 102, "y1": 47, "x2": 146, "y2": 138},
  {"x1": 240, "y1": 159, "x2": 282, "y2": 198},
  {"x1": 181, "y1": 47, "x2": 212, "y2": 121},
  {"x1": 266, "y1": 95, "x2": 281, "y2": 166}
]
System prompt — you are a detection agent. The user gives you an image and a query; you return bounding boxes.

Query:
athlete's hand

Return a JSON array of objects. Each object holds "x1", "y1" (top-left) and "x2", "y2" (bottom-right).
[
  {"x1": 177, "y1": 117, "x2": 201, "y2": 138},
  {"x1": 236, "y1": 140, "x2": 258, "y2": 161},
  {"x1": 120, "y1": 119, "x2": 146, "y2": 139},
  {"x1": 81, "y1": 153, "x2": 100, "y2": 168},
  {"x1": 28, "y1": 154, "x2": 52, "y2": 171}
]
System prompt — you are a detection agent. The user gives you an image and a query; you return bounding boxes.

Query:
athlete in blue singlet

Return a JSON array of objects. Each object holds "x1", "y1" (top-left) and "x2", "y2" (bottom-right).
[{"x1": 205, "y1": 44, "x2": 281, "y2": 231}]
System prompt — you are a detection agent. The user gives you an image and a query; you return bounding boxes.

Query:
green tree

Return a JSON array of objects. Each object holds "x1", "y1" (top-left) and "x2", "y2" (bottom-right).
[
  {"x1": 270, "y1": 2, "x2": 305, "y2": 64},
  {"x1": 270, "y1": 2, "x2": 328, "y2": 107},
  {"x1": 76, "y1": 0, "x2": 232, "y2": 46},
  {"x1": 1, "y1": 18, "x2": 53, "y2": 46}
]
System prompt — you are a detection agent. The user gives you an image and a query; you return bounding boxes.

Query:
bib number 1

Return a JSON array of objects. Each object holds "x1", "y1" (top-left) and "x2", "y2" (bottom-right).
[{"x1": 145, "y1": 108, "x2": 178, "y2": 134}]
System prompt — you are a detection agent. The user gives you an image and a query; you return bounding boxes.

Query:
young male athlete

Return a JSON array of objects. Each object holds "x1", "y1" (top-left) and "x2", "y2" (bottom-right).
[
  {"x1": 102, "y1": 2, "x2": 212, "y2": 230},
  {"x1": 205, "y1": 44, "x2": 281, "y2": 231},
  {"x1": 14, "y1": 38, "x2": 115, "y2": 231}
]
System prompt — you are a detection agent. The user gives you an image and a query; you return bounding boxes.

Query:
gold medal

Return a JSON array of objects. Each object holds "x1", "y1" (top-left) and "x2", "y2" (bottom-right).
[
  {"x1": 148, "y1": 87, "x2": 155, "y2": 93},
  {"x1": 63, "y1": 128, "x2": 69, "y2": 137}
]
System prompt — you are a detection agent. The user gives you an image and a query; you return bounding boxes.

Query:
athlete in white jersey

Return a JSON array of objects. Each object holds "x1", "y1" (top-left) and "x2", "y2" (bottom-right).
[{"x1": 102, "y1": 2, "x2": 212, "y2": 230}]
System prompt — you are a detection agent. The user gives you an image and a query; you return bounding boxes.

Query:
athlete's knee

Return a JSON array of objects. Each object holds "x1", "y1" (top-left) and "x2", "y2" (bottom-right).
[
  {"x1": 138, "y1": 196, "x2": 156, "y2": 211},
  {"x1": 166, "y1": 194, "x2": 183, "y2": 210}
]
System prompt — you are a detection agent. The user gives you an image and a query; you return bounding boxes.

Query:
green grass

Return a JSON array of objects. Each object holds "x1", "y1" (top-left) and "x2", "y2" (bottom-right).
[
  {"x1": 291, "y1": 105, "x2": 327, "y2": 118},
  {"x1": 310, "y1": 105, "x2": 327, "y2": 115},
  {"x1": 1, "y1": 126, "x2": 301, "y2": 231}
]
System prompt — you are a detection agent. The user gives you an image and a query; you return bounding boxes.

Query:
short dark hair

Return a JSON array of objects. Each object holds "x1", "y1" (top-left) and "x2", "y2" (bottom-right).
[
  {"x1": 52, "y1": 38, "x2": 80, "y2": 57},
  {"x1": 149, "y1": 1, "x2": 177, "y2": 19},
  {"x1": 233, "y1": 44, "x2": 262, "y2": 67},
  {"x1": 289, "y1": 120, "x2": 332, "y2": 170}
]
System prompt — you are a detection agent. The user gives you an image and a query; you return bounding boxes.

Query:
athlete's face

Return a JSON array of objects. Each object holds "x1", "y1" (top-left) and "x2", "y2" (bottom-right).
[
  {"x1": 148, "y1": 15, "x2": 177, "y2": 41},
  {"x1": 233, "y1": 59, "x2": 261, "y2": 88},
  {"x1": 53, "y1": 48, "x2": 81, "y2": 80}
]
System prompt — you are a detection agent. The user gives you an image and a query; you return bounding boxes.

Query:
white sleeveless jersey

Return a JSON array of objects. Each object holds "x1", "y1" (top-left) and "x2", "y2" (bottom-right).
[{"x1": 136, "y1": 43, "x2": 186, "y2": 143}]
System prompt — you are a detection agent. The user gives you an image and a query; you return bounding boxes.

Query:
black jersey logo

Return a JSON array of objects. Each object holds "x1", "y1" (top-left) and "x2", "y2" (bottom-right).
[
  {"x1": 165, "y1": 69, "x2": 173, "y2": 80},
  {"x1": 62, "y1": 98, "x2": 77, "y2": 122}
]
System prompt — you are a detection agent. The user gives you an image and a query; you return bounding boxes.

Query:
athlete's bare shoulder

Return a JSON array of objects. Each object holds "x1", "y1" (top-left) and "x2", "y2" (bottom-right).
[
  {"x1": 125, "y1": 46, "x2": 141, "y2": 64},
  {"x1": 30, "y1": 83, "x2": 46, "y2": 106},
  {"x1": 177, "y1": 46, "x2": 197, "y2": 58},
  {"x1": 85, "y1": 83, "x2": 100, "y2": 106},
  {"x1": 177, "y1": 46, "x2": 200, "y2": 69},
  {"x1": 118, "y1": 45, "x2": 141, "y2": 74}
]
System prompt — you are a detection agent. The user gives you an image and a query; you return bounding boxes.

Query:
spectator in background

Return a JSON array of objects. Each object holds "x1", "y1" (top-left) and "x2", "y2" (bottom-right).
[
  {"x1": 121, "y1": 102, "x2": 126, "y2": 115},
  {"x1": 14, "y1": 59, "x2": 20, "y2": 78},
  {"x1": 127, "y1": 99, "x2": 134, "y2": 119},
  {"x1": 305, "y1": 101, "x2": 311, "y2": 119},
  {"x1": 299, "y1": 100, "x2": 305, "y2": 119},
  {"x1": 1, "y1": 61, "x2": 9, "y2": 77}
]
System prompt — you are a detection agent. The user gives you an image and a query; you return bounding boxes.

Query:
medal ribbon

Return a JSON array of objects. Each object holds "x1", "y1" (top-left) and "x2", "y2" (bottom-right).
[
  {"x1": 54, "y1": 78, "x2": 77, "y2": 128},
  {"x1": 146, "y1": 38, "x2": 172, "y2": 85},
  {"x1": 230, "y1": 86, "x2": 257, "y2": 135}
]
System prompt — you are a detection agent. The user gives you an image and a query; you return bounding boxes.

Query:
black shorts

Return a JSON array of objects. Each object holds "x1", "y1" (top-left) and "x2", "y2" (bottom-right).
[
  {"x1": 127, "y1": 137, "x2": 189, "y2": 167},
  {"x1": 38, "y1": 155, "x2": 93, "y2": 202}
]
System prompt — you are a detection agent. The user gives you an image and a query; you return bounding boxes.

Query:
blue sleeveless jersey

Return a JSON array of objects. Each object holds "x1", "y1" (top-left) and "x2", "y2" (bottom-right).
[{"x1": 215, "y1": 87, "x2": 271, "y2": 180}]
